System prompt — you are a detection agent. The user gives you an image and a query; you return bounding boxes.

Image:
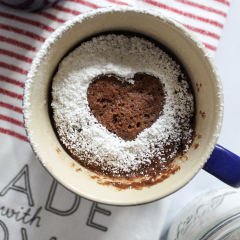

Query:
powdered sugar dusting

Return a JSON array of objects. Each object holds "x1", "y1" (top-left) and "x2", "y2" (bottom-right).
[{"x1": 51, "y1": 34, "x2": 194, "y2": 174}]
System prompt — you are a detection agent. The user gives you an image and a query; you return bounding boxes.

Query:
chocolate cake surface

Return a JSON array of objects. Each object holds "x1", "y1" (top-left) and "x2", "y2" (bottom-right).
[
  {"x1": 87, "y1": 73, "x2": 165, "y2": 141},
  {"x1": 51, "y1": 34, "x2": 195, "y2": 182}
]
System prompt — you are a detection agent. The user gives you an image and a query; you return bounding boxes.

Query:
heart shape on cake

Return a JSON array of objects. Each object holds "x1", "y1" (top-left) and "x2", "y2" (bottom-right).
[{"x1": 87, "y1": 73, "x2": 165, "y2": 141}]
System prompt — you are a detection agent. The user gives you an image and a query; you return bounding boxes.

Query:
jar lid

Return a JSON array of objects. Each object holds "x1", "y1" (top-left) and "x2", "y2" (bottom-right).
[{"x1": 200, "y1": 212, "x2": 240, "y2": 240}]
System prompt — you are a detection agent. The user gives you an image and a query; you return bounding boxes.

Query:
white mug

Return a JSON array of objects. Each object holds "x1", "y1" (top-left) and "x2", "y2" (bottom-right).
[{"x1": 23, "y1": 6, "x2": 225, "y2": 206}]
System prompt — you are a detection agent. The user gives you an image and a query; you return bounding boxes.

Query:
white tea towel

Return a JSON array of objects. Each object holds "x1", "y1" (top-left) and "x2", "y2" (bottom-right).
[
  {"x1": 0, "y1": 0, "x2": 231, "y2": 239},
  {"x1": 0, "y1": 137, "x2": 171, "y2": 239}
]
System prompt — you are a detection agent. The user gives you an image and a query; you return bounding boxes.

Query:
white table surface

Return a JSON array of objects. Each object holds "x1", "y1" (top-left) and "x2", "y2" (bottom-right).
[{"x1": 160, "y1": 0, "x2": 240, "y2": 238}]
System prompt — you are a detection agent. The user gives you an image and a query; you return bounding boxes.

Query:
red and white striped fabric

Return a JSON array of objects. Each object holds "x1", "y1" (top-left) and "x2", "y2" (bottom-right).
[
  {"x1": 0, "y1": 0, "x2": 231, "y2": 144},
  {"x1": 0, "y1": 1, "x2": 231, "y2": 240}
]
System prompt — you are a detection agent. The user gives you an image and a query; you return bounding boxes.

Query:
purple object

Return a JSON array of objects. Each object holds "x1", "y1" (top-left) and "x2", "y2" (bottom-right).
[
  {"x1": 0, "y1": 0, "x2": 63, "y2": 11},
  {"x1": 203, "y1": 144, "x2": 240, "y2": 188}
]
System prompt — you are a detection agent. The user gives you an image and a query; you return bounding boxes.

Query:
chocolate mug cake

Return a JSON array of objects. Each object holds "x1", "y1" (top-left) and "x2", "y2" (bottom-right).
[
  {"x1": 23, "y1": 7, "x2": 223, "y2": 204},
  {"x1": 51, "y1": 34, "x2": 195, "y2": 187}
]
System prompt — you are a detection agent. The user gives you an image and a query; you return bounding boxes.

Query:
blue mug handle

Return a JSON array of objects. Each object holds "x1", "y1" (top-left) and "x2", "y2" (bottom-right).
[{"x1": 203, "y1": 144, "x2": 240, "y2": 188}]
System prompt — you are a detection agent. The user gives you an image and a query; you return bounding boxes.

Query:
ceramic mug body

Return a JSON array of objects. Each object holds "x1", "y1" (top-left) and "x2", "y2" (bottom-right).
[{"x1": 23, "y1": 6, "x2": 223, "y2": 206}]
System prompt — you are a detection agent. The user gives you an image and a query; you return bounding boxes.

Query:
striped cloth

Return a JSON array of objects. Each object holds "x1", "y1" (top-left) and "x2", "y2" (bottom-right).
[
  {"x1": 0, "y1": 0, "x2": 231, "y2": 143},
  {"x1": 0, "y1": 1, "x2": 231, "y2": 240}
]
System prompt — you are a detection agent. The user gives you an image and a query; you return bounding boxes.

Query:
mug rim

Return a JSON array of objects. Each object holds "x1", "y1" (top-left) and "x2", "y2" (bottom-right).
[{"x1": 23, "y1": 6, "x2": 224, "y2": 206}]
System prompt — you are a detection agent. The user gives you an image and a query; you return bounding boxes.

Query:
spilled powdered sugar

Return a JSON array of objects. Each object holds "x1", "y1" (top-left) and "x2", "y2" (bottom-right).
[{"x1": 51, "y1": 34, "x2": 194, "y2": 173}]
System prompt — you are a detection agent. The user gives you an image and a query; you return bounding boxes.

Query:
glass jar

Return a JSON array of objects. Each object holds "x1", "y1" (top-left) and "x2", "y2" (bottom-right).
[{"x1": 167, "y1": 188, "x2": 240, "y2": 240}]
